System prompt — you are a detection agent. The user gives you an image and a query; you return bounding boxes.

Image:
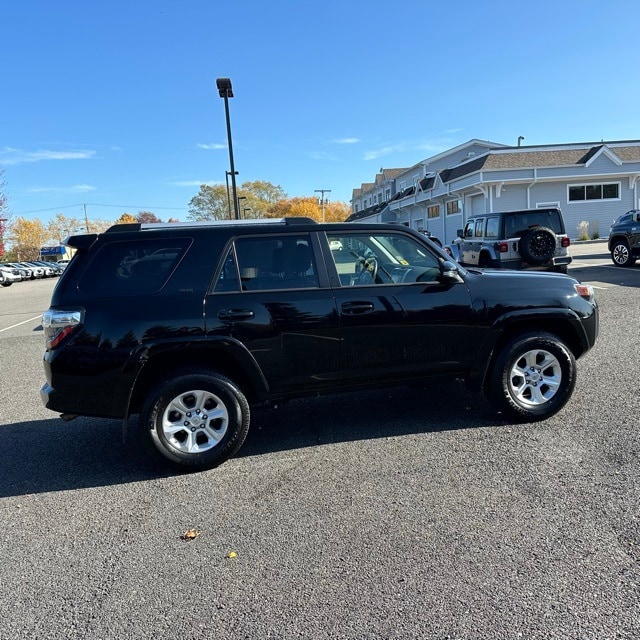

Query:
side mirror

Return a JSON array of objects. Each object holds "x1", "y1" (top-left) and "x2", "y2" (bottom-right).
[
  {"x1": 456, "y1": 229, "x2": 463, "y2": 238},
  {"x1": 440, "y1": 260, "x2": 462, "y2": 283}
]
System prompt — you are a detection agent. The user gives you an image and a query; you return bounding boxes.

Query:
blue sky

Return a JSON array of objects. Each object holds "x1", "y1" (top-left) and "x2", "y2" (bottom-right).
[{"x1": 2, "y1": 0, "x2": 639, "y2": 225}]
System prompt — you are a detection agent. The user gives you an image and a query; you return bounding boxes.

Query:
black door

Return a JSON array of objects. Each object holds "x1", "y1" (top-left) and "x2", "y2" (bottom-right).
[
  {"x1": 205, "y1": 232, "x2": 340, "y2": 394},
  {"x1": 324, "y1": 230, "x2": 476, "y2": 383}
]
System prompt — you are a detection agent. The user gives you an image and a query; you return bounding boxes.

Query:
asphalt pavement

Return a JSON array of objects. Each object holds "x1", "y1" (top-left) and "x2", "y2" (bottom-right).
[{"x1": 0, "y1": 254, "x2": 638, "y2": 640}]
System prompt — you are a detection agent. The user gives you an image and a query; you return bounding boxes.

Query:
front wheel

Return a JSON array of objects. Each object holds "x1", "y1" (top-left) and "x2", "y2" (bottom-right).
[
  {"x1": 485, "y1": 332, "x2": 576, "y2": 421},
  {"x1": 610, "y1": 240, "x2": 636, "y2": 267},
  {"x1": 138, "y1": 370, "x2": 250, "y2": 471}
]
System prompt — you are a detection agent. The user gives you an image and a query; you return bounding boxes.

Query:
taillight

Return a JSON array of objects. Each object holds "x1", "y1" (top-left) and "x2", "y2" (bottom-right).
[
  {"x1": 561, "y1": 237, "x2": 571, "y2": 248},
  {"x1": 497, "y1": 242, "x2": 509, "y2": 253},
  {"x1": 42, "y1": 309, "x2": 83, "y2": 349}
]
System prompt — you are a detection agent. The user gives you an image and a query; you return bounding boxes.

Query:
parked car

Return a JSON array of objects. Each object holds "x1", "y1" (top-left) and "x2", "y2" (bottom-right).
[
  {"x1": 41, "y1": 218, "x2": 598, "y2": 472},
  {"x1": 0, "y1": 265, "x2": 22, "y2": 286},
  {"x1": 31, "y1": 260, "x2": 61, "y2": 276},
  {"x1": 445, "y1": 207, "x2": 572, "y2": 273},
  {"x1": 2, "y1": 263, "x2": 31, "y2": 281},
  {"x1": 608, "y1": 209, "x2": 640, "y2": 267}
]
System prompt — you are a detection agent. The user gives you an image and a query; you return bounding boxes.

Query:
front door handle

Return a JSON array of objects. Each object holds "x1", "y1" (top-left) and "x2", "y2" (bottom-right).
[
  {"x1": 341, "y1": 301, "x2": 374, "y2": 315},
  {"x1": 217, "y1": 309, "x2": 255, "y2": 321}
]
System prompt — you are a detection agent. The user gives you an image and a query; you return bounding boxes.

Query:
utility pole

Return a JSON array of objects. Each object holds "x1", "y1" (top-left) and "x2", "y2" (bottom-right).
[
  {"x1": 314, "y1": 189, "x2": 331, "y2": 222},
  {"x1": 83, "y1": 204, "x2": 90, "y2": 232}
]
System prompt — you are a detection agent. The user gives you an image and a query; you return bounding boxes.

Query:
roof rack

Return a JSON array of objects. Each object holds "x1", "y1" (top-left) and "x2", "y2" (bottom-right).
[{"x1": 105, "y1": 217, "x2": 317, "y2": 233}]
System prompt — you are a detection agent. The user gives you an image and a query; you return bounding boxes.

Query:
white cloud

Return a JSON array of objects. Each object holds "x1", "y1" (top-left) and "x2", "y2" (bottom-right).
[
  {"x1": 363, "y1": 146, "x2": 398, "y2": 161},
  {"x1": 333, "y1": 137, "x2": 359, "y2": 144},
  {"x1": 27, "y1": 184, "x2": 96, "y2": 194},
  {"x1": 0, "y1": 147, "x2": 96, "y2": 165},
  {"x1": 308, "y1": 151, "x2": 340, "y2": 162},
  {"x1": 197, "y1": 143, "x2": 226, "y2": 150},
  {"x1": 170, "y1": 180, "x2": 220, "y2": 187}
]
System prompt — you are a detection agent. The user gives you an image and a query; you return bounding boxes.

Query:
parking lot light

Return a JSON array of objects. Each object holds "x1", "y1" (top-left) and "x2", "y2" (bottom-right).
[{"x1": 216, "y1": 77, "x2": 239, "y2": 220}]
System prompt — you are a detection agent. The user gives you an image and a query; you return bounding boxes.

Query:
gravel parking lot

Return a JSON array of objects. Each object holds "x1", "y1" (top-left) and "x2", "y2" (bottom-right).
[{"x1": 0, "y1": 248, "x2": 638, "y2": 639}]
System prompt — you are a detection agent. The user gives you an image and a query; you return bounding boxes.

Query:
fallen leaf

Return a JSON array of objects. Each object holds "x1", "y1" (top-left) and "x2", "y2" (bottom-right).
[
  {"x1": 181, "y1": 529, "x2": 201, "y2": 541},
  {"x1": 226, "y1": 551, "x2": 237, "y2": 559}
]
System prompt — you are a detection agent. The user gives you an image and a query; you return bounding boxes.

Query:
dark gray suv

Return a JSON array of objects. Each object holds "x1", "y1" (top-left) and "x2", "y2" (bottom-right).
[{"x1": 608, "y1": 209, "x2": 640, "y2": 267}]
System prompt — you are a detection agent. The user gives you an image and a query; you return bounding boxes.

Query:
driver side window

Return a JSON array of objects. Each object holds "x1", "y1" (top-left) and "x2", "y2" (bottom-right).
[{"x1": 327, "y1": 233, "x2": 441, "y2": 287}]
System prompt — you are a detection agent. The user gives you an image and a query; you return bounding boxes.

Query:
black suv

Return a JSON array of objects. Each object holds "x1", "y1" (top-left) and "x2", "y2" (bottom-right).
[
  {"x1": 608, "y1": 209, "x2": 640, "y2": 267},
  {"x1": 446, "y1": 208, "x2": 572, "y2": 273},
  {"x1": 41, "y1": 218, "x2": 598, "y2": 471}
]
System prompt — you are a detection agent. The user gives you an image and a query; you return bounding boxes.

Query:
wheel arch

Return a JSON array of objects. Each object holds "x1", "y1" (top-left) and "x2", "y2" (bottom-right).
[
  {"x1": 126, "y1": 340, "x2": 269, "y2": 417},
  {"x1": 467, "y1": 312, "x2": 589, "y2": 392},
  {"x1": 608, "y1": 234, "x2": 629, "y2": 251}
]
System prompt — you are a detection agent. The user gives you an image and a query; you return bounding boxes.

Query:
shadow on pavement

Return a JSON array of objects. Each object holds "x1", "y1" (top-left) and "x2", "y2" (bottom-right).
[
  {"x1": 0, "y1": 381, "x2": 497, "y2": 497},
  {"x1": 569, "y1": 261, "x2": 639, "y2": 287}
]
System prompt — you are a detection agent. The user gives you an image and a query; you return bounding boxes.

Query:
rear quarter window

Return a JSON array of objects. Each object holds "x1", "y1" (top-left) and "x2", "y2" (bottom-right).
[{"x1": 77, "y1": 238, "x2": 191, "y2": 297}]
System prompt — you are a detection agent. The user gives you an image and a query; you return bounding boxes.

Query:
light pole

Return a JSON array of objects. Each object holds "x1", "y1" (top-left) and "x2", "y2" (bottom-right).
[
  {"x1": 216, "y1": 77, "x2": 239, "y2": 220},
  {"x1": 243, "y1": 207, "x2": 251, "y2": 218},
  {"x1": 315, "y1": 189, "x2": 331, "y2": 222},
  {"x1": 237, "y1": 196, "x2": 247, "y2": 219},
  {"x1": 225, "y1": 170, "x2": 238, "y2": 220}
]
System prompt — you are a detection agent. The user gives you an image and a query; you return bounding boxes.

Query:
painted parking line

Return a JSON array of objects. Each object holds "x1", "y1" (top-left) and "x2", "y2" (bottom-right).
[{"x1": 0, "y1": 315, "x2": 42, "y2": 333}]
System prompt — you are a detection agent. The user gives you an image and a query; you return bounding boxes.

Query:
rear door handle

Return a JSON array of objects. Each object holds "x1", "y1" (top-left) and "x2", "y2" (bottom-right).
[
  {"x1": 341, "y1": 301, "x2": 374, "y2": 315},
  {"x1": 217, "y1": 309, "x2": 255, "y2": 321}
]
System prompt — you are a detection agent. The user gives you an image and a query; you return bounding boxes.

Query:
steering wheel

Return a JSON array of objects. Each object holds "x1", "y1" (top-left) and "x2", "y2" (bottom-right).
[{"x1": 359, "y1": 256, "x2": 378, "y2": 283}]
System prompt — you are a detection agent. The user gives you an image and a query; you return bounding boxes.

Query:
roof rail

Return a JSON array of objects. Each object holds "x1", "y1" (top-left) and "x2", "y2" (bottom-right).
[{"x1": 104, "y1": 217, "x2": 317, "y2": 233}]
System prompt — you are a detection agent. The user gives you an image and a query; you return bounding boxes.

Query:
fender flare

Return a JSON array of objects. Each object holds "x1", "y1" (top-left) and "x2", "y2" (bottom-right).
[{"x1": 119, "y1": 337, "x2": 269, "y2": 442}]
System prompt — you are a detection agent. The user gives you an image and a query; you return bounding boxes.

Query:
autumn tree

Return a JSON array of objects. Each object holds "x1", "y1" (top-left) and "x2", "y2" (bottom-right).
[
  {"x1": 136, "y1": 211, "x2": 162, "y2": 223},
  {"x1": 8, "y1": 217, "x2": 48, "y2": 260},
  {"x1": 114, "y1": 213, "x2": 138, "y2": 225},
  {"x1": 0, "y1": 166, "x2": 10, "y2": 257},
  {"x1": 46, "y1": 213, "x2": 84, "y2": 244},
  {"x1": 188, "y1": 185, "x2": 229, "y2": 221},
  {"x1": 322, "y1": 200, "x2": 351, "y2": 222}
]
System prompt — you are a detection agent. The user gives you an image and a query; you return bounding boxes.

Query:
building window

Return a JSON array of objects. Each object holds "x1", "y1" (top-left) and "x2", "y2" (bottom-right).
[
  {"x1": 399, "y1": 181, "x2": 406, "y2": 191},
  {"x1": 568, "y1": 183, "x2": 620, "y2": 202},
  {"x1": 446, "y1": 199, "x2": 462, "y2": 215},
  {"x1": 427, "y1": 205, "x2": 440, "y2": 219},
  {"x1": 385, "y1": 189, "x2": 391, "y2": 201}
]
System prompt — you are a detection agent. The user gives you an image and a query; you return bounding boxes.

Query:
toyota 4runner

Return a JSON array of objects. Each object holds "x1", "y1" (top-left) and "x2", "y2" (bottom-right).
[
  {"x1": 41, "y1": 218, "x2": 598, "y2": 472},
  {"x1": 446, "y1": 207, "x2": 572, "y2": 273}
]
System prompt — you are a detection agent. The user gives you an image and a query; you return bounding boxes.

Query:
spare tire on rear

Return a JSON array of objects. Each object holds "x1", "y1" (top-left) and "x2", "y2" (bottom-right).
[{"x1": 519, "y1": 227, "x2": 557, "y2": 264}]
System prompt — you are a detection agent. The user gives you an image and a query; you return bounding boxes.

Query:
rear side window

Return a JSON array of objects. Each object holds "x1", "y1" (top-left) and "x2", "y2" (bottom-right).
[
  {"x1": 77, "y1": 238, "x2": 191, "y2": 296},
  {"x1": 214, "y1": 234, "x2": 319, "y2": 292},
  {"x1": 505, "y1": 210, "x2": 565, "y2": 236}
]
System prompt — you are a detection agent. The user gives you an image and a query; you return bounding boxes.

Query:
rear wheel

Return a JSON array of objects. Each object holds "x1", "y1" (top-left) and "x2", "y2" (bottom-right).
[
  {"x1": 138, "y1": 370, "x2": 250, "y2": 471},
  {"x1": 485, "y1": 332, "x2": 576, "y2": 421},
  {"x1": 478, "y1": 253, "x2": 494, "y2": 268},
  {"x1": 610, "y1": 240, "x2": 636, "y2": 267}
]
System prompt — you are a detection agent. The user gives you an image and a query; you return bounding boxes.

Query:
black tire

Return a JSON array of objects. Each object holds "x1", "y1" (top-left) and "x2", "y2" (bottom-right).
[
  {"x1": 610, "y1": 239, "x2": 636, "y2": 267},
  {"x1": 485, "y1": 332, "x2": 576, "y2": 421},
  {"x1": 478, "y1": 253, "x2": 494, "y2": 268},
  {"x1": 1, "y1": 281, "x2": 12, "y2": 287},
  {"x1": 519, "y1": 227, "x2": 557, "y2": 264},
  {"x1": 138, "y1": 370, "x2": 250, "y2": 471}
]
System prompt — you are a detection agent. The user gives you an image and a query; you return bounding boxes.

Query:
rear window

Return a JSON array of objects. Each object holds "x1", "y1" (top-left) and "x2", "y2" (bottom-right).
[
  {"x1": 77, "y1": 238, "x2": 191, "y2": 297},
  {"x1": 504, "y1": 210, "x2": 565, "y2": 237}
]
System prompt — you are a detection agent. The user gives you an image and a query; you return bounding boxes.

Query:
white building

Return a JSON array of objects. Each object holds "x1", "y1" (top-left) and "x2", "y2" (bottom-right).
[{"x1": 349, "y1": 139, "x2": 640, "y2": 242}]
